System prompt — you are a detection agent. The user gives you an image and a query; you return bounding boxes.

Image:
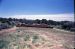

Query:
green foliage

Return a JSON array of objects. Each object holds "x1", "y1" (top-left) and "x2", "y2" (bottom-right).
[
  {"x1": 33, "y1": 35, "x2": 39, "y2": 40},
  {"x1": 24, "y1": 35, "x2": 30, "y2": 41},
  {"x1": 32, "y1": 35, "x2": 39, "y2": 43},
  {"x1": 41, "y1": 19, "x2": 47, "y2": 24},
  {"x1": 0, "y1": 40, "x2": 9, "y2": 49},
  {"x1": 35, "y1": 19, "x2": 41, "y2": 24}
]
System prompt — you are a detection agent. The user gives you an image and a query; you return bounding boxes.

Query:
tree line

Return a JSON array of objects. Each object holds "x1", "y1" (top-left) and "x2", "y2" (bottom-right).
[{"x1": 0, "y1": 17, "x2": 75, "y2": 32}]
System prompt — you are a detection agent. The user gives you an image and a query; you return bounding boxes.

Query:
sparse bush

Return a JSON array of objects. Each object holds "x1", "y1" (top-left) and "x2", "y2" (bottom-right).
[
  {"x1": 0, "y1": 40, "x2": 9, "y2": 49},
  {"x1": 24, "y1": 35, "x2": 30, "y2": 41},
  {"x1": 32, "y1": 35, "x2": 39, "y2": 43},
  {"x1": 70, "y1": 28, "x2": 75, "y2": 32},
  {"x1": 33, "y1": 35, "x2": 39, "y2": 40}
]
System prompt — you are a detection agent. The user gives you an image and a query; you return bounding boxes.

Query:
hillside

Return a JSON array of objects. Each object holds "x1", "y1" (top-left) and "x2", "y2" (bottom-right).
[{"x1": 0, "y1": 27, "x2": 74, "y2": 49}]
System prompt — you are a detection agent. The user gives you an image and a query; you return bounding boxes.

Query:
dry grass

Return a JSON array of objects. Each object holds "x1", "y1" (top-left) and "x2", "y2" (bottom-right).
[{"x1": 0, "y1": 27, "x2": 74, "y2": 49}]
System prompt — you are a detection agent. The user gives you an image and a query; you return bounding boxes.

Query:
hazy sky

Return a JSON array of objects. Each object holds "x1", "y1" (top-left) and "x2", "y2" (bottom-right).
[{"x1": 0, "y1": 0, "x2": 74, "y2": 21}]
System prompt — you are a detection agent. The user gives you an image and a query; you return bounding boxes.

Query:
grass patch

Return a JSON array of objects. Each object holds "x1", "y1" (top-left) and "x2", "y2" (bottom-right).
[{"x1": 0, "y1": 40, "x2": 9, "y2": 49}]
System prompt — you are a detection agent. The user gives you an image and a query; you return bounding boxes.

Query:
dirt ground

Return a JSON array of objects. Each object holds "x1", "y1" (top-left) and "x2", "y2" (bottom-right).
[{"x1": 0, "y1": 27, "x2": 75, "y2": 49}]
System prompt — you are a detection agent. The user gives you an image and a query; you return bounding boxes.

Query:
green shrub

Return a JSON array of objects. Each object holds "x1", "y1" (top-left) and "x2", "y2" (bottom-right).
[
  {"x1": 32, "y1": 35, "x2": 39, "y2": 43},
  {"x1": 0, "y1": 40, "x2": 9, "y2": 49},
  {"x1": 33, "y1": 35, "x2": 39, "y2": 40},
  {"x1": 24, "y1": 35, "x2": 30, "y2": 41}
]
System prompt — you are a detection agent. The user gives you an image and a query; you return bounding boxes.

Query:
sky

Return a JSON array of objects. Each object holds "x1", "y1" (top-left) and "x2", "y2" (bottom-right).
[{"x1": 0, "y1": 0, "x2": 74, "y2": 21}]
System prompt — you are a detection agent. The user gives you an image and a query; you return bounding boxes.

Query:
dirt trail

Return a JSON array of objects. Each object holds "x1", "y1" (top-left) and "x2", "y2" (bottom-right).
[{"x1": 0, "y1": 26, "x2": 17, "y2": 36}]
